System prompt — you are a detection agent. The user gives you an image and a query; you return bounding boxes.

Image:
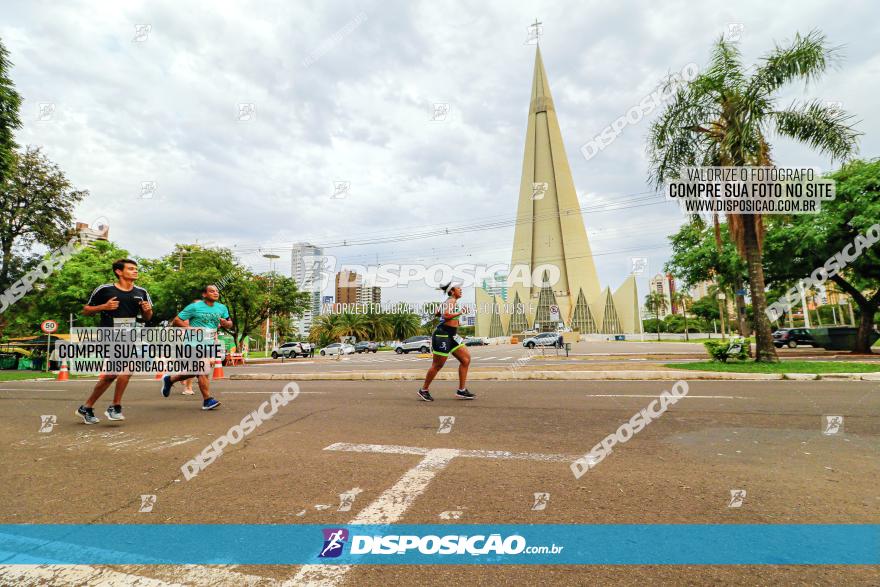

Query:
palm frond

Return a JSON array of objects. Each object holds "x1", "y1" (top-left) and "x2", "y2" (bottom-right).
[
  {"x1": 748, "y1": 30, "x2": 839, "y2": 98},
  {"x1": 705, "y1": 35, "x2": 746, "y2": 92},
  {"x1": 772, "y1": 99, "x2": 861, "y2": 162}
]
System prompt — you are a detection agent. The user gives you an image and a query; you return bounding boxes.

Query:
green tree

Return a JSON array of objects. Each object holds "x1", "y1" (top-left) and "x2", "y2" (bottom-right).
[
  {"x1": 763, "y1": 159, "x2": 880, "y2": 352},
  {"x1": 142, "y1": 246, "x2": 309, "y2": 347},
  {"x1": 672, "y1": 291, "x2": 693, "y2": 340},
  {"x1": 0, "y1": 38, "x2": 22, "y2": 193},
  {"x1": 333, "y1": 312, "x2": 370, "y2": 341},
  {"x1": 364, "y1": 311, "x2": 392, "y2": 342},
  {"x1": 309, "y1": 313, "x2": 341, "y2": 346},
  {"x1": 691, "y1": 295, "x2": 720, "y2": 323},
  {"x1": 645, "y1": 292, "x2": 668, "y2": 340},
  {"x1": 0, "y1": 146, "x2": 88, "y2": 291},
  {"x1": 665, "y1": 219, "x2": 747, "y2": 335},
  {"x1": 385, "y1": 304, "x2": 422, "y2": 340},
  {"x1": 1, "y1": 239, "x2": 128, "y2": 336},
  {"x1": 648, "y1": 30, "x2": 861, "y2": 361},
  {"x1": 139, "y1": 245, "x2": 240, "y2": 321}
]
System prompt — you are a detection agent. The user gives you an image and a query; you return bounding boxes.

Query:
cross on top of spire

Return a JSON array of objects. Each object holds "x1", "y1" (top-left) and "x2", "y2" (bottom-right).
[{"x1": 526, "y1": 19, "x2": 543, "y2": 45}]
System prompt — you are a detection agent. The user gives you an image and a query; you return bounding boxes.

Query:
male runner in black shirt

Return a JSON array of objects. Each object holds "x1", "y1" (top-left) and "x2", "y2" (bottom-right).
[{"x1": 75, "y1": 259, "x2": 153, "y2": 424}]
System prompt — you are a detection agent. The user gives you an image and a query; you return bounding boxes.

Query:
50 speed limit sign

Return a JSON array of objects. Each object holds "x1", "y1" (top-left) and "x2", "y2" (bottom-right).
[{"x1": 40, "y1": 320, "x2": 59, "y2": 334}]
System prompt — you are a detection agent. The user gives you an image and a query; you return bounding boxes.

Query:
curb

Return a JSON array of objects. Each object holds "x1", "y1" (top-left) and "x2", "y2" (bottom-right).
[
  {"x1": 230, "y1": 370, "x2": 791, "y2": 381},
  {"x1": 783, "y1": 373, "x2": 818, "y2": 381},
  {"x1": 815, "y1": 373, "x2": 865, "y2": 381}
]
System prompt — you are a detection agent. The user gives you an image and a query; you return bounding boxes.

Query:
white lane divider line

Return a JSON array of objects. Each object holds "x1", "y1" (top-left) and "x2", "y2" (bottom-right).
[
  {"x1": 221, "y1": 391, "x2": 325, "y2": 395},
  {"x1": 244, "y1": 361, "x2": 315, "y2": 367},
  {"x1": 289, "y1": 442, "x2": 577, "y2": 586},
  {"x1": 585, "y1": 394, "x2": 750, "y2": 399}
]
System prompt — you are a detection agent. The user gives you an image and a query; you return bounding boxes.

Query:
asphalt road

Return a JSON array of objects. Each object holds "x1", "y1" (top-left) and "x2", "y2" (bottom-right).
[
  {"x1": 0, "y1": 377, "x2": 877, "y2": 585},
  {"x1": 239, "y1": 342, "x2": 850, "y2": 373}
]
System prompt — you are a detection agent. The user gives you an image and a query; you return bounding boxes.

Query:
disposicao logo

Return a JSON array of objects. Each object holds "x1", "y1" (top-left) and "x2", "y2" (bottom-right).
[{"x1": 319, "y1": 528, "x2": 349, "y2": 558}]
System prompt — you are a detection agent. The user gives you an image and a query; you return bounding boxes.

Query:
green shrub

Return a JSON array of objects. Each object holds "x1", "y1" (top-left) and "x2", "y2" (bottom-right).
[{"x1": 703, "y1": 338, "x2": 750, "y2": 362}]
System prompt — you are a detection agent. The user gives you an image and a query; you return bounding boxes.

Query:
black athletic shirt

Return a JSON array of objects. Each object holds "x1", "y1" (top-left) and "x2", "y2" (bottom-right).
[{"x1": 86, "y1": 284, "x2": 152, "y2": 327}]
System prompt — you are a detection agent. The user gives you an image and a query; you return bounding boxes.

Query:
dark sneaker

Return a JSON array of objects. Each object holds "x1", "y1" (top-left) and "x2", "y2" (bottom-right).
[
  {"x1": 202, "y1": 397, "x2": 221, "y2": 410},
  {"x1": 105, "y1": 405, "x2": 125, "y2": 421},
  {"x1": 76, "y1": 405, "x2": 99, "y2": 424},
  {"x1": 417, "y1": 389, "x2": 434, "y2": 402},
  {"x1": 455, "y1": 389, "x2": 476, "y2": 400},
  {"x1": 161, "y1": 374, "x2": 173, "y2": 398}
]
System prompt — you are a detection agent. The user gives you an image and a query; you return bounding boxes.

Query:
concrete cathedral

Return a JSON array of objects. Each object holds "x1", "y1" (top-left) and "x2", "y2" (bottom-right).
[{"x1": 476, "y1": 46, "x2": 640, "y2": 337}]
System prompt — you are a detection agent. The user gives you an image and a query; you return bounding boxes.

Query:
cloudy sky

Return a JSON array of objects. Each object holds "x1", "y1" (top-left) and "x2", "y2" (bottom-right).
[{"x1": 3, "y1": 0, "x2": 879, "y2": 305}]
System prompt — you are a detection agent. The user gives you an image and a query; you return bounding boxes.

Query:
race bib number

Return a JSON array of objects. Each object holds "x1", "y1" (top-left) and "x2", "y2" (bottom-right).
[
  {"x1": 453, "y1": 335, "x2": 464, "y2": 345},
  {"x1": 113, "y1": 317, "x2": 136, "y2": 328}
]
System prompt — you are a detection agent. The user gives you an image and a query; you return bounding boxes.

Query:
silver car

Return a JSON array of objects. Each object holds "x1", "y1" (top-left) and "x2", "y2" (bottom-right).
[
  {"x1": 522, "y1": 332, "x2": 563, "y2": 349},
  {"x1": 319, "y1": 343, "x2": 355, "y2": 356},
  {"x1": 271, "y1": 341, "x2": 313, "y2": 359},
  {"x1": 393, "y1": 335, "x2": 431, "y2": 354}
]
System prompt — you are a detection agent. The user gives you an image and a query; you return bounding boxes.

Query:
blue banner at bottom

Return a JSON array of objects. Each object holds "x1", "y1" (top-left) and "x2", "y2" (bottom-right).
[{"x1": 0, "y1": 525, "x2": 877, "y2": 565}]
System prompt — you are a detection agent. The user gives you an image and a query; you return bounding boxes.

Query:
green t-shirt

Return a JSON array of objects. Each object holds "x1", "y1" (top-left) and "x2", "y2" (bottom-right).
[{"x1": 178, "y1": 300, "x2": 230, "y2": 332}]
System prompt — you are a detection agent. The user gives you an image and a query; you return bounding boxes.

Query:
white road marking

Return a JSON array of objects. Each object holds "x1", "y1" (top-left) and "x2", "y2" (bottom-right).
[
  {"x1": 585, "y1": 394, "x2": 749, "y2": 399},
  {"x1": 291, "y1": 441, "x2": 578, "y2": 585},
  {"x1": 291, "y1": 447, "x2": 459, "y2": 585},
  {"x1": 221, "y1": 391, "x2": 325, "y2": 395},
  {"x1": 242, "y1": 361, "x2": 315, "y2": 367},
  {"x1": 498, "y1": 356, "x2": 513, "y2": 360}
]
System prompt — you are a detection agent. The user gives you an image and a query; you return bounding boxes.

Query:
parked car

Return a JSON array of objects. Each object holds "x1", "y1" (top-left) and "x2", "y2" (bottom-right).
[
  {"x1": 319, "y1": 343, "x2": 355, "y2": 356},
  {"x1": 394, "y1": 335, "x2": 431, "y2": 354},
  {"x1": 772, "y1": 328, "x2": 817, "y2": 348},
  {"x1": 271, "y1": 341, "x2": 313, "y2": 359},
  {"x1": 355, "y1": 341, "x2": 379, "y2": 353},
  {"x1": 522, "y1": 332, "x2": 563, "y2": 349},
  {"x1": 464, "y1": 337, "x2": 489, "y2": 346}
]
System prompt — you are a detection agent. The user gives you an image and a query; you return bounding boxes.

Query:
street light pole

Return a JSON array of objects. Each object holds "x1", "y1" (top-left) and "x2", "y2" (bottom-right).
[{"x1": 263, "y1": 253, "x2": 280, "y2": 353}]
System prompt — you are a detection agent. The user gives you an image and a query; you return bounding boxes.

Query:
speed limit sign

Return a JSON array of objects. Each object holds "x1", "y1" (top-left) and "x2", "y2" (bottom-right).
[{"x1": 40, "y1": 320, "x2": 59, "y2": 334}]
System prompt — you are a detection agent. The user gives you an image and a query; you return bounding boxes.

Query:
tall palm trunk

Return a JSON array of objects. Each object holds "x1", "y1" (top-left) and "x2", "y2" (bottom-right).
[
  {"x1": 742, "y1": 218, "x2": 778, "y2": 361},
  {"x1": 711, "y1": 215, "x2": 729, "y2": 338}
]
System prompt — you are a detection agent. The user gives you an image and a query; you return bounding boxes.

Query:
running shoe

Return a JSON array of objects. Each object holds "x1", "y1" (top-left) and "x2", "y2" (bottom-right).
[
  {"x1": 105, "y1": 405, "x2": 125, "y2": 421},
  {"x1": 182, "y1": 386, "x2": 194, "y2": 395},
  {"x1": 455, "y1": 388, "x2": 476, "y2": 400},
  {"x1": 161, "y1": 374, "x2": 173, "y2": 398},
  {"x1": 417, "y1": 388, "x2": 434, "y2": 402},
  {"x1": 76, "y1": 405, "x2": 99, "y2": 424},
  {"x1": 202, "y1": 397, "x2": 221, "y2": 410}
]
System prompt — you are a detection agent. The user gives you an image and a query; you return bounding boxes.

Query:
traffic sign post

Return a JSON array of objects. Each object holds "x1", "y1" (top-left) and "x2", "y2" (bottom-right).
[{"x1": 40, "y1": 320, "x2": 58, "y2": 372}]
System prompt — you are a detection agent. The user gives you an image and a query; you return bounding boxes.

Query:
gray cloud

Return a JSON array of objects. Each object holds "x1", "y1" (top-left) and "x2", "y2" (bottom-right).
[{"x1": 3, "y1": 0, "x2": 877, "y2": 305}]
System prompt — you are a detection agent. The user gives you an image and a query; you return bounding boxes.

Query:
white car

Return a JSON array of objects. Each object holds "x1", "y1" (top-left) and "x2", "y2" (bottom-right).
[
  {"x1": 522, "y1": 332, "x2": 563, "y2": 349},
  {"x1": 393, "y1": 335, "x2": 431, "y2": 354},
  {"x1": 271, "y1": 341, "x2": 313, "y2": 359},
  {"x1": 319, "y1": 343, "x2": 355, "y2": 356}
]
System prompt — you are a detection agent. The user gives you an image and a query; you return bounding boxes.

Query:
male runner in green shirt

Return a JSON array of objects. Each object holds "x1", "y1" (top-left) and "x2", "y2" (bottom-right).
[{"x1": 160, "y1": 285, "x2": 231, "y2": 410}]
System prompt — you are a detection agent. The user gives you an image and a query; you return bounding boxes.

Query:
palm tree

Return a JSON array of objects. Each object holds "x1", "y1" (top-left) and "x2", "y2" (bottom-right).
[
  {"x1": 385, "y1": 305, "x2": 421, "y2": 341},
  {"x1": 364, "y1": 311, "x2": 393, "y2": 342},
  {"x1": 648, "y1": 30, "x2": 860, "y2": 362},
  {"x1": 333, "y1": 312, "x2": 369, "y2": 341},
  {"x1": 672, "y1": 291, "x2": 693, "y2": 341},
  {"x1": 308, "y1": 313, "x2": 341, "y2": 346},
  {"x1": 645, "y1": 292, "x2": 668, "y2": 341}
]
